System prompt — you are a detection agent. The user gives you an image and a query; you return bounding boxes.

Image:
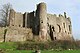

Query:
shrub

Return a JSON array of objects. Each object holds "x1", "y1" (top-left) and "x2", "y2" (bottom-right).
[{"x1": 16, "y1": 40, "x2": 80, "y2": 50}]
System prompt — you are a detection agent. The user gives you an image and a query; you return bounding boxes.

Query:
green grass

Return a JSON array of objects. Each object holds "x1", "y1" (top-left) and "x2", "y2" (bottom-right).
[
  {"x1": 42, "y1": 50, "x2": 80, "y2": 53},
  {"x1": 5, "y1": 50, "x2": 33, "y2": 53},
  {"x1": 0, "y1": 42, "x2": 80, "y2": 53},
  {"x1": 3, "y1": 50, "x2": 80, "y2": 53},
  {"x1": 0, "y1": 42, "x2": 17, "y2": 50}
]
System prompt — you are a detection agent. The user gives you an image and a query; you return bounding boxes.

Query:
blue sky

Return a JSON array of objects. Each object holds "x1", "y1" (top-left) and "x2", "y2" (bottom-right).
[{"x1": 0, "y1": 0, "x2": 80, "y2": 40}]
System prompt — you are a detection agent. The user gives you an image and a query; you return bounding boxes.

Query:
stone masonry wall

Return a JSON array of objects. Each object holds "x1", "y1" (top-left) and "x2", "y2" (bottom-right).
[
  {"x1": 47, "y1": 13, "x2": 72, "y2": 40},
  {"x1": 9, "y1": 9, "x2": 23, "y2": 27},
  {"x1": 0, "y1": 27, "x2": 33, "y2": 42},
  {"x1": 0, "y1": 27, "x2": 5, "y2": 42},
  {"x1": 6, "y1": 27, "x2": 33, "y2": 42}
]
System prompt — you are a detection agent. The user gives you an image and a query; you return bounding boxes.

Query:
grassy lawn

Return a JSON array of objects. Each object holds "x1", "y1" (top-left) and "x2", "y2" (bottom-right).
[
  {"x1": 0, "y1": 42, "x2": 17, "y2": 50},
  {"x1": 0, "y1": 42, "x2": 80, "y2": 53},
  {"x1": 42, "y1": 50, "x2": 80, "y2": 53},
  {"x1": 3, "y1": 50, "x2": 80, "y2": 53},
  {"x1": 5, "y1": 50, "x2": 33, "y2": 53}
]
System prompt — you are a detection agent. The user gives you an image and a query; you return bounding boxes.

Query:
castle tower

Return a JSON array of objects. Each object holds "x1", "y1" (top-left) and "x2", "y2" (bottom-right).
[
  {"x1": 9, "y1": 9, "x2": 15, "y2": 26},
  {"x1": 36, "y1": 2, "x2": 47, "y2": 40}
]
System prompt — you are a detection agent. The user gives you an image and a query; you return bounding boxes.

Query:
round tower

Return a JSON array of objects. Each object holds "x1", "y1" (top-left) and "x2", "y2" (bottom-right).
[{"x1": 37, "y1": 2, "x2": 47, "y2": 41}]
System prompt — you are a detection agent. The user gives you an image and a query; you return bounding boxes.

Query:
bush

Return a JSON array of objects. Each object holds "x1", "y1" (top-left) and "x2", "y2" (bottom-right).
[
  {"x1": 16, "y1": 40, "x2": 80, "y2": 50},
  {"x1": 17, "y1": 42, "x2": 50, "y2": 50}
]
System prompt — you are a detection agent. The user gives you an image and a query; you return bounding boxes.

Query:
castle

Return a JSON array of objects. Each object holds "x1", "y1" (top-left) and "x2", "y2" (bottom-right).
[{"x1": 0, "y1": 2, "x2": 73, "y2": 42}]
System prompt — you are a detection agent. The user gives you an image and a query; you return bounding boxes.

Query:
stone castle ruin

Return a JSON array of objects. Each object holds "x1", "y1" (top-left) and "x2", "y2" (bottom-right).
[{"x1": 0, "y1": 2, "x2": 73, "y2": 42}]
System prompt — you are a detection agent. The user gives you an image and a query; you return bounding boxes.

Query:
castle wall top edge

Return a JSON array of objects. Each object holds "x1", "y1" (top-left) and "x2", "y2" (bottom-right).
[{"x1": 10, "y1": 2, "x2": 71, "y2": 21}]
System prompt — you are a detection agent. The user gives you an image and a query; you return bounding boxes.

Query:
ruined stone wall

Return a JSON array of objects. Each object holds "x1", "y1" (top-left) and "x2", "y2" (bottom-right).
[
  {"x1": 5, "y1": 27, "x2": 33, "y2": 42},
  {"x1": 9, "y1": 9, "x2": 23, "y2": 27},
  {"x1": 14, "y1": 12, "x2": 23, "y2": 27},
  {"x1": 23, "y1": 12, "x2": 28, "y2": 27},
  {"x1": 24, "y1": 12, "x2": 34, "y2": 28},
  {"x1": 47, "y1": 13, "x2": 72, "y2": 40},
  {"x1": 0, "y1": 2, "x2": 73, "y2": 42},
  {"x1": 28, "y1": 12, "x2": 34, "y2": 28},
  {"x1": 0, "y1": 27, "x2": 5, "y2": 42},
  {"x1": 0, "y1": 27, "x2": 33, "y2": 42},
  {"x1": 9, "y1": 9, "x2": 15, "y2": 26}
]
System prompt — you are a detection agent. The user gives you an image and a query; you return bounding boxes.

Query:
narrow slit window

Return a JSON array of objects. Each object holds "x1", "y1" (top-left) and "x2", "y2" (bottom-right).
[
  {"x1": 69, "y1": 25, "x2": 71, "y2": 31},
  {"x1": 63, "y1": 23, "x2": 65, "y2": 28}
]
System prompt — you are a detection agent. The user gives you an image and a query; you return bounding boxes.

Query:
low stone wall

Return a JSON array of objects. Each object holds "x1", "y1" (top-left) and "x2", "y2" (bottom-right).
[{"x1": 0, "y1": 27, "x2": 33, "y2": 42}]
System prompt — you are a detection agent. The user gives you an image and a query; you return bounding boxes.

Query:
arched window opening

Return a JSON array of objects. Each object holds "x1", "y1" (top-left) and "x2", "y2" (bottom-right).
[
  {"x1": 49, "y1": 25, "x2": 54, "y2": 40},
  {"x1": 57, "y1": 24, "x2": 61, "y2": 32},
  {"x1": 47, "y1": 23, "x2": 49, "y2": 26},
  {"x1": 52, "y1": 26, "x2": 55, "y2": 32}
]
